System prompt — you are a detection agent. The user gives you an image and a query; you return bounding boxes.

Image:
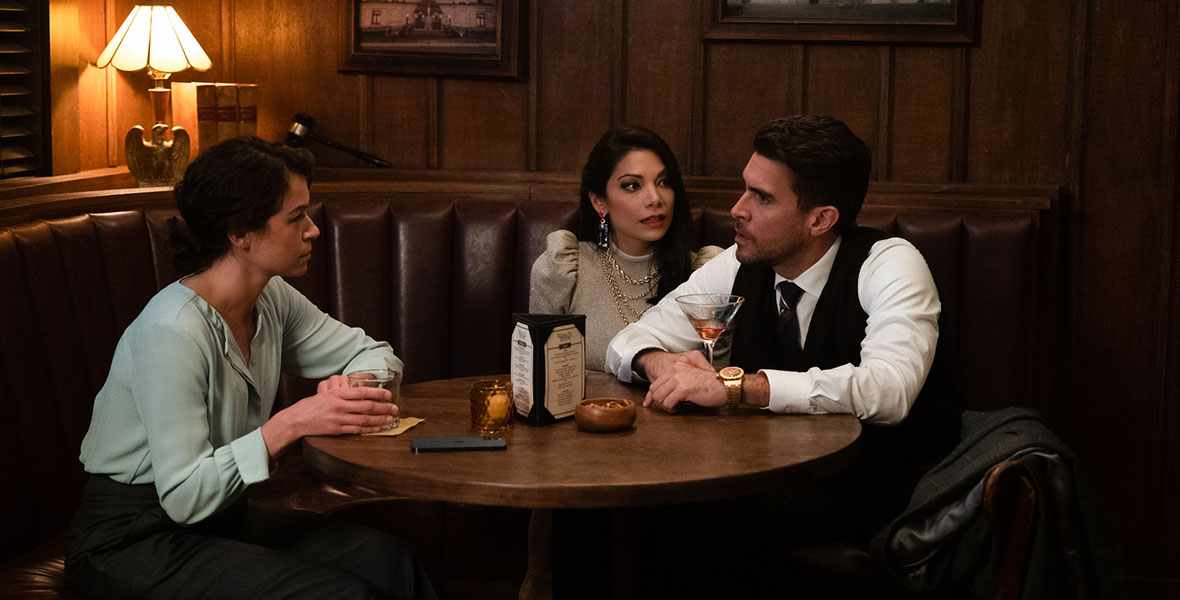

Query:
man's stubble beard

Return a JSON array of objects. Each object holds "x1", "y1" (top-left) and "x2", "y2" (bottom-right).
[{"x1": 735, "y1": 235, "x2": 805, "y2": 268}]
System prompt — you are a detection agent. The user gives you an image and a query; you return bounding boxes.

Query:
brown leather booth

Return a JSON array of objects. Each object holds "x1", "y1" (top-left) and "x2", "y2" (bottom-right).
[{"x1": 0, "y1": 174, "x2": 1057, "y2": 598}]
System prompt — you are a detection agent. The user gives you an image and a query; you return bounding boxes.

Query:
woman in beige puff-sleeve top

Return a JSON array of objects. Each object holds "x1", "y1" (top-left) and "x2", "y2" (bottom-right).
[{"x1": 529, "y1": 126, "x2": 723, "y2": 370}]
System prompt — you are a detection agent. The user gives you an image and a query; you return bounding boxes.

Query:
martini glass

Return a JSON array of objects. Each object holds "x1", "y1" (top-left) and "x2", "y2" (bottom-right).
[{"x1": 674, "y1": 293, "x2": 744, "y2": 367}]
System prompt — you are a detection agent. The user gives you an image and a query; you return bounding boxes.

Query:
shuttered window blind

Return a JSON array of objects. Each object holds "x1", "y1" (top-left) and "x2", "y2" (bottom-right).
[{"x1": 0, "y1": 1, "x2": 47, "y2": 179}]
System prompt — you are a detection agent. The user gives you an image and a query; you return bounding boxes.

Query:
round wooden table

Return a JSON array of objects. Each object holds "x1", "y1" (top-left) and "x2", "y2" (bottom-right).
[
  {"x1": 302, "y1": 371, "x2": 862, "y2": 508},
  {"x1": 304, "y1": 371, "x2": 862, "y2": 599}
]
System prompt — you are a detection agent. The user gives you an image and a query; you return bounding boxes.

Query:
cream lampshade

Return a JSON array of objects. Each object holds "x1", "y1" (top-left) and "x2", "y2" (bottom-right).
[{"x1": 97, "y1": 4, "x2": 212, "y2": 186}]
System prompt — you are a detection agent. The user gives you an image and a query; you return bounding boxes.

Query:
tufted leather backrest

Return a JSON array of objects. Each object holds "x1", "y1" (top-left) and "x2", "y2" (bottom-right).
[{"x1": 0, "y1": 189, "x2": 1050, "y2": 564}]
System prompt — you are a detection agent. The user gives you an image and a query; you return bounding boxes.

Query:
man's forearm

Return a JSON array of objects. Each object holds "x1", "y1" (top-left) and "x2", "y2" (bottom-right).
[
  {"x1": 636, "y1": 349, "x2": 771, "y2": 408},
  {"x1": 632, "y1": 348, "x2": 665, "y2": 380},
  {"x1": 739, "y1": 371, "x2": 771, "y2": 408}
]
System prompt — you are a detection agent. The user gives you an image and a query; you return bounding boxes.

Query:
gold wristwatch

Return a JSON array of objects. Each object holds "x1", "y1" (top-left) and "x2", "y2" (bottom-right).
[{"x1": 718, "y1": 366, "x2": 744, "y2": 407}]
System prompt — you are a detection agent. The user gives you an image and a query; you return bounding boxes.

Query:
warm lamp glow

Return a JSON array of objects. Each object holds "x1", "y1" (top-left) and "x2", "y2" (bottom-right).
[
  {"x1": 97, "y1": 4, "x2": 212, "y2": 187},
  {"x1": 97, "y1": 5, "x2": 212, "y2": 76}
]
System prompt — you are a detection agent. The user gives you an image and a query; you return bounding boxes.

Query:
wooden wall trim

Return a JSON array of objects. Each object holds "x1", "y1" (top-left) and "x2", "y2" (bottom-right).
[
  {"x1": 220, "y1": 0, "x2": 236, "y2": 82},
  {"x1": 358, "y1": 75, "x2": 371, "y2": 154},
  {"x1": 690, "y1": 0, "x2": 707, "y2": 175},
  {"x1": 0, "y1": 166, "x2": 135, "y2": 200},
  {"x1": 949, "y1": 47, "x2": 969, "y2": 182},
  {"x1": 103, "y1": 0, "x2": 118, "y2": 167},
  {"x1": 1156, "y1": 0, "x2": 1180, "y2": 579},
  {"x1": 1060, "y1": 0, "x2": 1091, "y2": 474},
  {"x1": 1065, "y1": 1, "x2": 1089, "y2": 200},
  {"x1": 526, "y1": 0, "x2": 539, "y2": 170},
  {"x1": 48, "y1": 0, "x2": 80, "y2": 175},
  {"x1": 1061, "y1": 0, "x2": 1091, "y2": 439},
  {"x1": 877, "y1": 47, "x2": 894, "y2": 181},
  {"x1": 799, "y1": 45, "x2": 810, "y2": 112},
  {"x1": 1156, "y1": 0, "x2": 1178, "y2": 389},
  {"x1": 0, "y1": 169, "x2": 1058, "y2": 227},
  {"x1": 529, "y1": 1, "x2": 543, "y2": 170},
  {"x1": 610, "y1": 0, "x2": 625, "y2": 126},
  {"x1": 428, "y1": 79, "x2": 440, "y2": 169},
  {"x1": 0, "y1": 187, "x2": 175, "y2": 226},
  {"x1": 1061, "y1": 0, "x2": 1090, "y2": 433}
]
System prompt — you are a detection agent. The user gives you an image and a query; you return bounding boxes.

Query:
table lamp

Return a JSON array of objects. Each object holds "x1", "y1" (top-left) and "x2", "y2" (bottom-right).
[{"x1": 97, "y1": 4, "x2": 212, "y2": 186}]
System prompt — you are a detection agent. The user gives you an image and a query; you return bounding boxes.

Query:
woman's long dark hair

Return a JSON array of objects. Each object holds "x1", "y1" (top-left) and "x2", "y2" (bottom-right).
[
  {"x1": 578, "y1": 126, "x2": 692, "y2": 303},
  {"x1": 169, "y1": 136, "x2": 314, "y2": 275}
]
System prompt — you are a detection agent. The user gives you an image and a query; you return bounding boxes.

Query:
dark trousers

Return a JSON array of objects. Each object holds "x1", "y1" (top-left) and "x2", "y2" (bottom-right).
[{"x1": 65, "y1": 475, "x2": 437, "y2": 600}]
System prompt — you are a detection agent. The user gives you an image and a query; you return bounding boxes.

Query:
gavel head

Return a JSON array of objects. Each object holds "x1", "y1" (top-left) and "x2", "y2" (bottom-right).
[{"x1": 285, "y1": 113, "x2": 316, "y2": 147}]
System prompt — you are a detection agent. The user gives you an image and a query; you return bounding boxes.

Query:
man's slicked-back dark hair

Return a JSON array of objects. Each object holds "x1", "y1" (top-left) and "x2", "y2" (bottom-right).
[
  {"x1": 753, "y1": 115, "x2": 871, "y2": 234},
  {"x1": 170, "y1": 136, "x2": 314, "y2": 274}
]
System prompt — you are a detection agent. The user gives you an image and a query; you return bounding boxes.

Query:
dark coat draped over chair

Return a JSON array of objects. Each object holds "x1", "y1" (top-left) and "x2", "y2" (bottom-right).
[{"x1": 871, "y1": 407, "x2": 1122, "y2": 600}]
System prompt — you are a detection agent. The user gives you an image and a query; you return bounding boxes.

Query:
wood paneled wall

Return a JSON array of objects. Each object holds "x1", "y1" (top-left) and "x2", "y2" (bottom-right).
[
  {"x1": 45, "y1": 0, "x2": 1180, "y2": 595},
  {"x1": 51, "y1": 0, "x2": 1084, "y2": 182},
  {"x1": 1076, "y1": 2, "x2": 1179, "y2": 597}
]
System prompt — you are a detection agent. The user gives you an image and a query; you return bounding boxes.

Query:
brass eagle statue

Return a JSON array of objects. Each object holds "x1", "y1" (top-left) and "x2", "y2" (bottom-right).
[{"x1": 125, "y1": 124, "x2": 190, "y2": 187}]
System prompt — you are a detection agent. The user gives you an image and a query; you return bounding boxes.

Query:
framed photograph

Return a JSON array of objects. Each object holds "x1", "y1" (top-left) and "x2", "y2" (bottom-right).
[
  {"x1": 339, "y1": 0, "x2": 527, "y2": 81},
  {"x1": 704, "y1": 0, "x2": 976, "y2": 44}
]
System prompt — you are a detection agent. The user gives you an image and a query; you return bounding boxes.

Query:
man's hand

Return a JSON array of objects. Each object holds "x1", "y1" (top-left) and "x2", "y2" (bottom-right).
[
  {"x1": 634, "y1": 348, "x2": 677, "y2": 382},
  {"x1": 643, "y1": 351, "x2": 726, "y2": 412}
]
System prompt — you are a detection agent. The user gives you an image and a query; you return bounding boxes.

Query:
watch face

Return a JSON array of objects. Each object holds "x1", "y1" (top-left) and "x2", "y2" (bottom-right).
[{"x1": 720, "y1": 366, "x2": 743, "y2": 379}]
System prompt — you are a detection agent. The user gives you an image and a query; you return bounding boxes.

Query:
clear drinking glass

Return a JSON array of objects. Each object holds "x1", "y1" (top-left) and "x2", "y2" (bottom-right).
[
  {"x1": 674, "y1": 293, "x2": 745, "y2": 367},
  {"x1": 347, "y1": 368, "x2": 402, "y2": 430}
]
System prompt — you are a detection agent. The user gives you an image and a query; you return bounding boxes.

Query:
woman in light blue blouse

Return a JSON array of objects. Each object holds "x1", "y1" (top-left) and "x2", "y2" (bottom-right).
[{"x1": 66, "y1": 137, "x2": 436, "y2": 600}]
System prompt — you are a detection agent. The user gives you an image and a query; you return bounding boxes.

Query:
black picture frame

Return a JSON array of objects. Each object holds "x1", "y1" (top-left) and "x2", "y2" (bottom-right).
[
  {"x1": 704, "y1": 0, "x2": 977, "y2": 44},
  {"x1": 339, "y1": 0, "x2": 527, "y2": 81}
]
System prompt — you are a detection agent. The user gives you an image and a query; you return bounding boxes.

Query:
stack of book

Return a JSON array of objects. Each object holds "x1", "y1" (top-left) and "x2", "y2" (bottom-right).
[{"x1": 171, "y1": 82, "x2": 259, "y2": 158}]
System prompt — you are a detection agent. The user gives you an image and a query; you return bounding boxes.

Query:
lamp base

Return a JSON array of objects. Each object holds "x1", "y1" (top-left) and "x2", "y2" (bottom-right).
[
  {"x1": 150, "y1": 86, "x2": 171, "y2": 126},
  {"x1": 126, "y1": 123, "x2": 190, "y2": 187}
]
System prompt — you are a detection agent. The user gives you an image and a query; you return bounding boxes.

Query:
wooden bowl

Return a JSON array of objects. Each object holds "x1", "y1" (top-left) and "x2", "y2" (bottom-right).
[{"x1": 574, "y1": 397, "x2": 637, "y2": 432}]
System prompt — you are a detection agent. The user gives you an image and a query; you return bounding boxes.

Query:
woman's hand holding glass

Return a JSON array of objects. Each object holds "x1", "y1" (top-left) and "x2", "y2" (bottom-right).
[
  {"x1": 261, "y1": 378, "x2": 397, "y2": 456},
  {"x1": 345, "y1": 369, "x2": 402, "y2": 430},
  {"x1": 303, "y1": 379, "x2": 398, "y2": 435}
]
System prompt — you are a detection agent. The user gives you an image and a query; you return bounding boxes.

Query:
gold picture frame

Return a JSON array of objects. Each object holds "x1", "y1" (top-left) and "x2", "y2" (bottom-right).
[
  {"x1": 339, "y1": 0, "x2": 527, "y2": 81},
  {"x1": 705, "y1": 0, "x2": 977, "y2": 44}
]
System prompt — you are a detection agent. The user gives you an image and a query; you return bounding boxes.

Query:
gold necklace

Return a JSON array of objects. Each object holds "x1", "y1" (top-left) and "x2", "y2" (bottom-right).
[
  {"x1": 604, "y1": 249, "x2": 660, "y2": 286},
  {"x1": 600, "y1": 249, "x2": 659, "y2": 325}
]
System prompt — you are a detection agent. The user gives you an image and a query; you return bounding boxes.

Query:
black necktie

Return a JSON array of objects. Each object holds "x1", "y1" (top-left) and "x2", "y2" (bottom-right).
[{"x1": 777, "y1": 280, "x2": 804, "y2": 354}]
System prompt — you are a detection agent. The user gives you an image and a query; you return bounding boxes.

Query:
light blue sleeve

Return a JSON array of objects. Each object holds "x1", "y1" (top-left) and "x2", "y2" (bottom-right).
[{"x1": 272, "y1": 278, "x2": 403, "y2": 379}]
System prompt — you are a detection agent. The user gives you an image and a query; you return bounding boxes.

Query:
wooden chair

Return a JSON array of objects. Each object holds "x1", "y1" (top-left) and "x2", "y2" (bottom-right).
[
  {"x1": 784, "y1": 456, "x2": 1039, "y2": 600},
  {"x1": 982, "y1": 457, "x2": 1039, "y2": 600}
]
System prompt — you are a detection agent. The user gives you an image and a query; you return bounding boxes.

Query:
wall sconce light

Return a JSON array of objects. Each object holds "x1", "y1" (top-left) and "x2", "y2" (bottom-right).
[{"x1": 97, "y1": 4, "x2": 212, "y2": 186}]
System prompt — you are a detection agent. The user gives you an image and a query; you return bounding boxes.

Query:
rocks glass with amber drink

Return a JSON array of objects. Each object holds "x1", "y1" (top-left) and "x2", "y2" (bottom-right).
[
  {"x1": 470, "y1": 379, "x2": 514, "y2": 437},
  {"x1": 347, "y1": 368, "x2": 402, "y2": 430}
]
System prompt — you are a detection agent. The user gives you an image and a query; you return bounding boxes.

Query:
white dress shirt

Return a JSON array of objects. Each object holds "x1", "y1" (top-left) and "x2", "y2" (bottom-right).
[{"x1": 604, "y1": 237, "x2": 941, "y2": 425}]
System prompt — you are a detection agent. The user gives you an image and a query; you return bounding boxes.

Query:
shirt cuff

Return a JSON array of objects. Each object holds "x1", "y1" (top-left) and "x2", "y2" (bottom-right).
[
  {"x1": 606, "y1": 333, "x2": 658, "y2": 382},
  {"x1": 761, "y1": 369, "x2": 813, "y2": 414},
  {"x1": 230, "y1": 428, "x2": 271, "y2": 485},
  {"x1": 613, "y1": 349, "x2": 639, "y2": 383}
]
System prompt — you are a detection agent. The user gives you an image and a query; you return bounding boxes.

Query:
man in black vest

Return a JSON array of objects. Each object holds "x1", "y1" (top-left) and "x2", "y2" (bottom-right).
[{"x1": 605, "y1": 116, "x2": 962, "y2": 589}]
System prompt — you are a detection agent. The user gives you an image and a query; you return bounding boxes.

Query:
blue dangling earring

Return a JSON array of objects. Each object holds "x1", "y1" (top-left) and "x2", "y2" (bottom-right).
[{"x1": 597, "y1": 211, "x2": 610, "y2": 249}]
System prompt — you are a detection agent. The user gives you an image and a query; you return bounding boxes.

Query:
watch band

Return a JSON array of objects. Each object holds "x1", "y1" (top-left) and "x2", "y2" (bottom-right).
[
  {"x1": 718, "y1": 366, "x2": 744, "y2": 407},
  {"x1": 724, "y1": 379, "x2": 741, "y2": 406}
]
